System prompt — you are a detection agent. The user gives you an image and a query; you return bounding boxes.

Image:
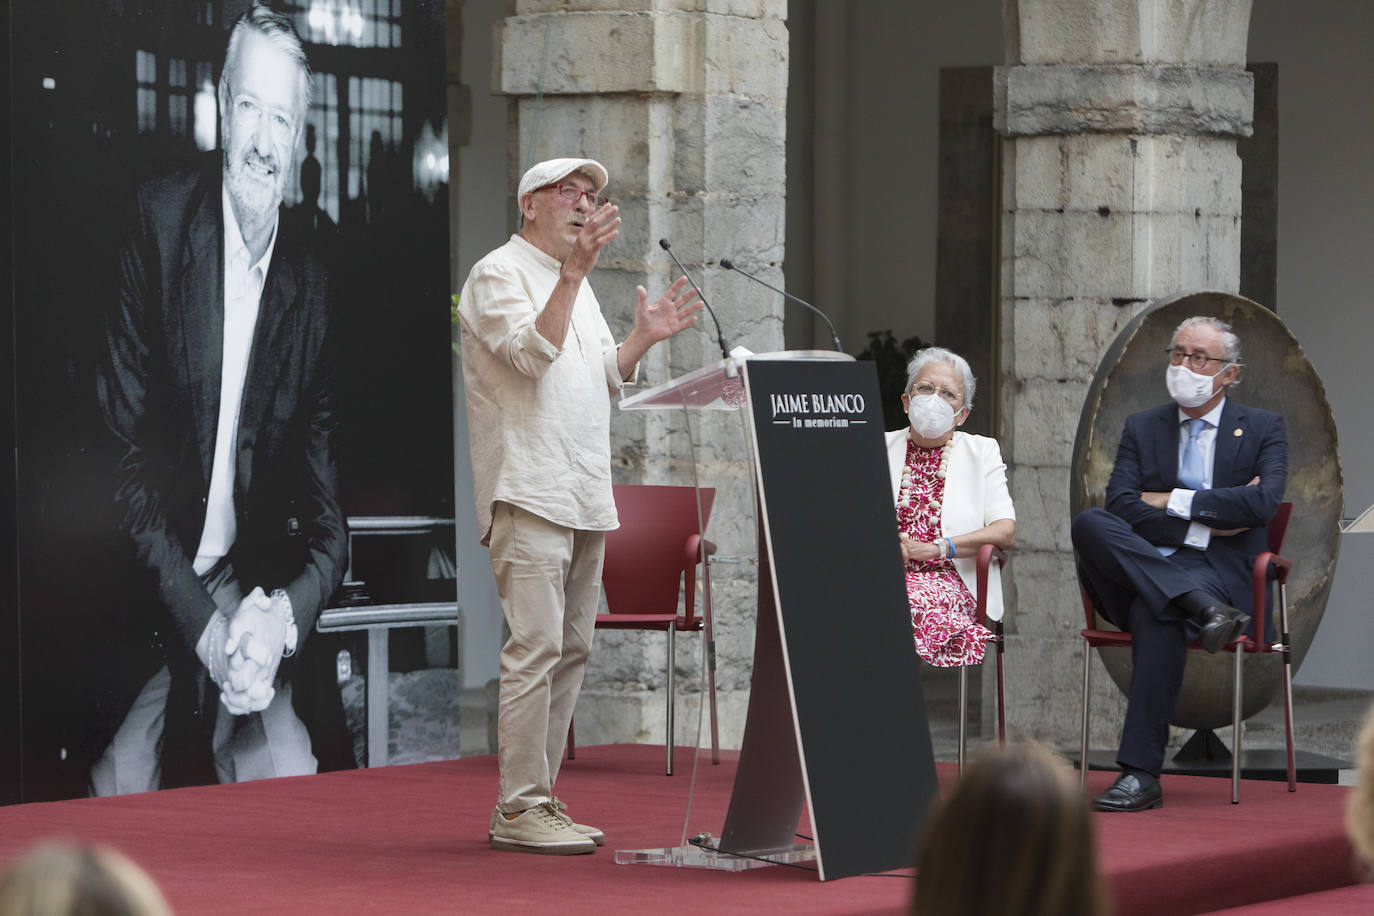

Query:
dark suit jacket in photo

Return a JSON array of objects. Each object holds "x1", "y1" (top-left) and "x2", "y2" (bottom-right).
[
  {"x1": 97, "y1": 152, "x2": 348, "y2": 781},
  {"x1": 1103, "y1": 398, "x2": 1288, "y2": 627}
]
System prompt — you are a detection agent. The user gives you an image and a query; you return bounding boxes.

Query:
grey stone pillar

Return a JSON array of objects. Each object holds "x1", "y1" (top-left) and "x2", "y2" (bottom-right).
[
  {"x1": 497, "y1": 1, "x2": 789, "y2": 747},
  {"x1": 994, "y1": 1, "x2": 1254, "y2": 746}
]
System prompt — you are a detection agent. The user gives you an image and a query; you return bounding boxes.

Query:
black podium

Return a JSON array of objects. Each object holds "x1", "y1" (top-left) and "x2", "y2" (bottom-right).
[{"x1": 617, "y1": 352, "x2": 938, "y2": 881}]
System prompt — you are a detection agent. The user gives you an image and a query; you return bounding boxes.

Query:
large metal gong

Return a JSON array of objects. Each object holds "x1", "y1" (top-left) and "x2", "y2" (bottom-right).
[{"x1": 1069, "y1": 292, "x2": 1343, "y2": 728}]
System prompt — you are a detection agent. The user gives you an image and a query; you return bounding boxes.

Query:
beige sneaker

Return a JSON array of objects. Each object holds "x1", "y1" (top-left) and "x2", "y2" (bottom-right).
[
  {"x1": 489, "y1": 802, "x2": 596, "y2": 855},
  {"x1": 551, "y1": 797, "x2": 605, "y2": 846}
]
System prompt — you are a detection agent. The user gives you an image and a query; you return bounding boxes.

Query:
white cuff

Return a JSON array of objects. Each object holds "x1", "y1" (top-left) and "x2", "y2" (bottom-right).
[
  {"x1": 1181, "y1": 520, "x2": 1212, "y2": 551},
  {"x1": 1166, "y1": 488, "x2": 1195, "y2": 519}
]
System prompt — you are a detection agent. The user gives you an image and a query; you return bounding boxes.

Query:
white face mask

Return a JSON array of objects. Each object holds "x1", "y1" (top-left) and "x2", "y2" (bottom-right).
[
  {"x1": 1165, "y1": 363, "x2": 1224, "y2": 409},
  {"x1": 907, "y1": 393, "x2": 957, "y2": 439}
]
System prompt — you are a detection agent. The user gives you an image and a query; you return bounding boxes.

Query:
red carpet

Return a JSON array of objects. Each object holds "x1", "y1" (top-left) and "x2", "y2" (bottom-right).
[{"x1": 0, "y1": 745, "x2": 1360, "y2": 915}]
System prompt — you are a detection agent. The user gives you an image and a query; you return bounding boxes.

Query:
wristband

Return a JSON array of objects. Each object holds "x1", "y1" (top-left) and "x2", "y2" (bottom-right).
[
  {"x1": 207, "y1": 613, "x2": 229, "y2": 686},
  {"x1": 946, "y1": 538, "x2": 957, "y2": 559},
  {"x1": 272, "y1": 588, "x2": 298, "y2": 658}
]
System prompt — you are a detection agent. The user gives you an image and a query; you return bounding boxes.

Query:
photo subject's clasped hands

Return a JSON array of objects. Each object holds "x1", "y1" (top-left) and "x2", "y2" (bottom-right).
[{"x1": 217, "y1": 586, "x2": 293, "y2": 716}]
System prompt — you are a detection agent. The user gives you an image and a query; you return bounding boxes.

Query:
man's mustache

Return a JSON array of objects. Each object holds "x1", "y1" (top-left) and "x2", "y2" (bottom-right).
[{"x1": 239, "y1": 149, "x2": 279, "y2": 176}]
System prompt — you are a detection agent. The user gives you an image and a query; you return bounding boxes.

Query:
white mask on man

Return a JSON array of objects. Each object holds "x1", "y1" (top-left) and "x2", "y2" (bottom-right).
[
  {"x1": 907, "y1": 393, "x2": 957, "y2": 439},
  {"x1": 1165, "y1": 363, "x2": 1225, "y2": 409}
]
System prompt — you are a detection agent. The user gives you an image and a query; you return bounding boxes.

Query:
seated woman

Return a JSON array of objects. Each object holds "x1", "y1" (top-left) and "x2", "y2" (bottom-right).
[{"x1": 887, "y1": 347, "x2": 1015, "y2": 667}]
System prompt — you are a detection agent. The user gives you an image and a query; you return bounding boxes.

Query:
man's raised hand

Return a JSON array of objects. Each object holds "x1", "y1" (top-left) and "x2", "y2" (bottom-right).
[
  {"x1": 634, "y1": 275, "x2": 702, "y2": 345},
  {"x1": 561, "y1": 203, "x2": 620, "y2": 282}
]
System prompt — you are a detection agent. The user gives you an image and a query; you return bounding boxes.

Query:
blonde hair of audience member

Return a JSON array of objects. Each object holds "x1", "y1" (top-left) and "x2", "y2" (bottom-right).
[
  {"x1": 0, "y1": 841, "x2": 172, "y2": 916},
  {"x1": 911, "y1": 743, "x2": 1108, "y2": 916},
  {"x1": 1346, "y1": 704, "x2": 1374, "y2": 877}
]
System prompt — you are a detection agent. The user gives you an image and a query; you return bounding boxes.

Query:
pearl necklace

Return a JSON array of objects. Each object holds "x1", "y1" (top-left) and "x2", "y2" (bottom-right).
[{"x1": 898, "y1": 437, "x2": 953, "y2": 510}]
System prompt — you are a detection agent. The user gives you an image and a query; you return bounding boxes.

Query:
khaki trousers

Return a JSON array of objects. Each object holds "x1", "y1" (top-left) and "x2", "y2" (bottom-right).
[{"x1": 489, "y1": 501, "x2": 605, "y2": 813}]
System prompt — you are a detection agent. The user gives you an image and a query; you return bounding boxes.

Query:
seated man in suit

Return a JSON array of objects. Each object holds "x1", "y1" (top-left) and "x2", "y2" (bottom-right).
[{"x1": 1071, "y1": 316, "x2": 1287, "y2": 812}]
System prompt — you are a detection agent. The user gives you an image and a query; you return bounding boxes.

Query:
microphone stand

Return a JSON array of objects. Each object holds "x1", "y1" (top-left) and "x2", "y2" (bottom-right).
[
  {"x1": 659, "y1": 238, "x2": 735, "y2": 375},
  {"x1": 719, "y1": 258, "x2": 843, "y2": 352}
]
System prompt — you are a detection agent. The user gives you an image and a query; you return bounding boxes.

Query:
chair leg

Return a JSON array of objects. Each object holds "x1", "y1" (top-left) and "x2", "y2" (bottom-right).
[
  {"x1": 707, "y1": 638, "x2": 720, "y2": 766},
  {"x1": 665, "y1": 626, "x2": 676, "y2": 776},
  {"x1": 703, "y1": 554, "x2": 720, "y2": 766},
  {"x1": 1231, "y1": 641, "x2": 1243, "y2": 804},
  {"x1": 957, "y1": 664, "x2": 968, "y2": 776},
  {"x1": 996, "y1": 623, "x2": 1006, "y2": 747},
  {"x1": 567, "y1": 717, "x2": 577, "y2": 760},
  {"x1": 1080, "y1": 639, "x2": 1092, "y2": 790},
  {"x1": 1279, "y1": 581, "x2": 1296, "y2": 792}
]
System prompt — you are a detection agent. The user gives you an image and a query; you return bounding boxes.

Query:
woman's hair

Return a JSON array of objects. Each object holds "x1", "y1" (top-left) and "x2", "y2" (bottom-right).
[
  {"x1": 904, "y1": 347, "x2": 976, "y2": 410},
  {"x1": 0, "y1": 841, "x2": 172, "y2": 916},
  {"x1": 910, "y1": 743, "x2": 1107, "y2": 916},
  {"x1": 1347, "y1": 703, "x2": 1374, "y2": 875}
]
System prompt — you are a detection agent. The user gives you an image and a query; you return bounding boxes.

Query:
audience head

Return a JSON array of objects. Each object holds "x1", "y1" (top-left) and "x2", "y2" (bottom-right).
[
  {"x1": 1347, "y1": 703, "x2": 1374, "y2": 877},
  {"x1": 0, "y1": 841, "x2": 171, "y2": 916},
  {"x1": 902, "y1": 347, "x2": 975, "y2": 444},
  {"x1": 910, "y1": 742, "x2": 1107, "y2": 916}
]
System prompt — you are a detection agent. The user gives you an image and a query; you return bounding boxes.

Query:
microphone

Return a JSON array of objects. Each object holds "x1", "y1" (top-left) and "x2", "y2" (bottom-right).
[
  {"x1": 659, "y1": 238, "x2": 731, "y2": 364},
  {"x1": 719, "y1": 258, "x2": 843, "y2": 352}
]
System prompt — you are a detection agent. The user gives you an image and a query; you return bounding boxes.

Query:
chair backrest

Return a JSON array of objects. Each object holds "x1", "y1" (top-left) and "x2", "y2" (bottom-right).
[
  {"x1": 1269, "y1": 501, "x2": 1293, "y2": 555},
  {"x1": 602, "y1": 485, "x2": 715, "y2": 618}
]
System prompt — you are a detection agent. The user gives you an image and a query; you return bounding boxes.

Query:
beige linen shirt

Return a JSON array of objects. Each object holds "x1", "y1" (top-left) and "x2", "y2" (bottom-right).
[{"x1": 457, "y1": 233, "x2": 635, "y2": 543}]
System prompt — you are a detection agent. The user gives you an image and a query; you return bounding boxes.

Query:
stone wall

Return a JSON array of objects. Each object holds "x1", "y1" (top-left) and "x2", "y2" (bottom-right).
[{"x1": 995, "y1": 0, "x2": 1255, "y2": 748}]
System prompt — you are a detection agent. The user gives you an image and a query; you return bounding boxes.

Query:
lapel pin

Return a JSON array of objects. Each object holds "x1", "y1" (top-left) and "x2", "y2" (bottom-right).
[{"x1": 1233, "y1": 428, "x2": 1243, "y2": 437}]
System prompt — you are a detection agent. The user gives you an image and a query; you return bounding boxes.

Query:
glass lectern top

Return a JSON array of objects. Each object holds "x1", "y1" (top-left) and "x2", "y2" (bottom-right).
[{"x1": 619, "y1": 350, "x2": 854, "y2": 411}]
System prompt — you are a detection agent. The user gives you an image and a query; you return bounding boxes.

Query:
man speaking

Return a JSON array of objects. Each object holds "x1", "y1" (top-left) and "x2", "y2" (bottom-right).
[{"x1": 456, "y1": 158, "x2": 702, "y2": 853}]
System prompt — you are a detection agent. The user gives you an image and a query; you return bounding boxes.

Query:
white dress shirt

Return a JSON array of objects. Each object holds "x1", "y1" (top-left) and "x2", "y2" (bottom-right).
[
  {"x1": 456, "y1": 233, "x2": 636, "y2": 543},
  {"x1": 192, "y1": 189, "x2": 277, "y2": 575},
  {"x1": 1164, "y1": 398, "x2": 1226, "y2": 553}
]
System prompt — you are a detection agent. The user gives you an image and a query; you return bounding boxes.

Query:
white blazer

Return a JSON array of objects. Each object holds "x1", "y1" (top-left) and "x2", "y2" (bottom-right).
[{"x1": 886, "y1": 428, "x2": 1015, "y2": 621}]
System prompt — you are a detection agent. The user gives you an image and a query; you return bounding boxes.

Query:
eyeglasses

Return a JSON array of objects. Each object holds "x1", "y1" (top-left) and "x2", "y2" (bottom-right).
[
  {"x1": 912, "y1": 382, "x2": 964, "y2": 406},
  {"x1": 229, "y1": 94, "x2": 297, "y2": 145},
  {"x1": 538, "y1": 182, "x2": 609, "y2": 210},
  {"x1": 1165, "y1": 348, "x2": 1231, "y2": 372}
]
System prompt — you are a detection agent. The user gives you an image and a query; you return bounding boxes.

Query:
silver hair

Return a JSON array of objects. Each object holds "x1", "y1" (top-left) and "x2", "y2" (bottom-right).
[
  {"x1": 904, "y1": 346, "x2": 975, "y2": 410},
  {"x1": 1172, "y1": 315, "x2": 1242, "y2": 386},
  {"x1": 220, "y1": 4, "x2": 313, "y2": 132}
]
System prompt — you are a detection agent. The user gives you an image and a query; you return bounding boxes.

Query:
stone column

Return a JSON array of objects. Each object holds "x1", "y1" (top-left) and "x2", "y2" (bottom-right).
[
  {"x1": 497, "y1": 1, "x2": 789, "y2": 747},
  {"x1": 994, "y1": 1, "x2": 1254, "y2": 745}
]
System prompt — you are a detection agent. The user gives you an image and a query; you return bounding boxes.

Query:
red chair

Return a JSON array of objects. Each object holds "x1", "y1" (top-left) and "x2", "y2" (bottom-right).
[
  {"x1": 958, "y1": 544, "x2": 1008, "y2": 774},
  {"x1": 567, "y1": 484, "x2": 718, "y2": 775},
  {"x1": 1077, "y1": 502, "x2": 1295, "y2": 802}
]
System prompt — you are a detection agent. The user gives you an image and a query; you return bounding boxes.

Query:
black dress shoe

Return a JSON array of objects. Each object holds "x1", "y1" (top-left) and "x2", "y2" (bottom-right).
[
  {"x1": 1092, "y1": 773, "x2": 1163, "y2": 812},
  {"x1": 1197, "y1": 603, "x2": 1251, "y2": 653}
]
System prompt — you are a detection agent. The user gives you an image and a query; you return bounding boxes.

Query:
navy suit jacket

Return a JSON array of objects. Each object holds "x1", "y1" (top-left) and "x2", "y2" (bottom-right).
[
  {"x1": 96, "y1": 153, "x2": 348, "y2": 776},
  {"x1": 1103, "y1": 399, "x2": 1287, "y2": 622}
]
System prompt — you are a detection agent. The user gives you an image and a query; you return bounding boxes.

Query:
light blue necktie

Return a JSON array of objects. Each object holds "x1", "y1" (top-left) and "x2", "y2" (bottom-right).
[{"x1": 1178, "y1": 418, "x2": 1208, "y2": 491}]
